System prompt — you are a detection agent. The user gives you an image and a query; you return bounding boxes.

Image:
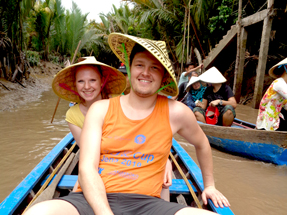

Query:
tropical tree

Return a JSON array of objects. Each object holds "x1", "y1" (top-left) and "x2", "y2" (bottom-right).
[{"x1": 0, "y1": 0, "x2": 35, "y2": 80}]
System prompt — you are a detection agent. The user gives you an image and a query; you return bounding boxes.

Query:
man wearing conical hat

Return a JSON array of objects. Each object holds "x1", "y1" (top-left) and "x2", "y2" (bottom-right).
[
  {"x1": 25, "y1": 34, "x2": 230, "y2": 215},
  {"x1": 193, "y1": 67, "x2": 237, "y2": 126}
]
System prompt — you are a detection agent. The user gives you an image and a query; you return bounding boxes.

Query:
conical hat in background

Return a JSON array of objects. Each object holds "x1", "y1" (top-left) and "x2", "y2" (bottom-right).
[
  {"x1": 108, "y1": 33, "x2": 178, "y2": 97},
  {"x1": 200, "y1": 67, "x2": 227, "y2": 84},
  {"x1": 52, "y1": 56, "x2": 126, "y2": 103},
  {"x1": 268, "y1": 58, "x2": 287, "y2": 79},
  {"x1": 185, "y1": 76, "x2": 201, "y2": 92}
]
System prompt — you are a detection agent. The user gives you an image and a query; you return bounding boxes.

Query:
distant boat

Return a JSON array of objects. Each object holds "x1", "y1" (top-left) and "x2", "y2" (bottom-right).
[
  {"x1": 0, "y1": 133, "x2": 233, "y2": 215},
  {"x1": 199, "y1": 118, "x2": 287, "y2": 165}
]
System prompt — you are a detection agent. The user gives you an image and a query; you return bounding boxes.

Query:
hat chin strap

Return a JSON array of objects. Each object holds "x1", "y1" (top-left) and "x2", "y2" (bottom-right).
[
  {"x1": 100, "y1": 73, "x2": 110, "y2": 93},
  {"x1": 120, "y1": 43, "x2": 133, "y2": 92},
  {"x1": 59, "y1": 83, "x2": 80, "y2": 96},
  {"x1": 156, "y1": 81, "x2": 176, "y2": 94},
  {"x1": 278, "y1": 64, "x2": 287, "y2": 73}
]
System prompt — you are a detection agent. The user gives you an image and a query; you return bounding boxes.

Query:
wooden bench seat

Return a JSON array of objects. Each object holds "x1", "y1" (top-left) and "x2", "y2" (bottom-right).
[{"x1": 42, "y1": 175, "x2": 197, "y2": 194}]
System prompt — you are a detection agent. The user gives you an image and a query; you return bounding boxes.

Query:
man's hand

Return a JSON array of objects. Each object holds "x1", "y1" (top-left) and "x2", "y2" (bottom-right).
[
  {"x1": 209, "y1": 99, "x2": 220, "y2": 107},
  {"x1": 201, "y1": 186, "x2": 230, "y2": 208},
  {"x1": 162, "y1": 160, "x2": 172, "y2": 189}
]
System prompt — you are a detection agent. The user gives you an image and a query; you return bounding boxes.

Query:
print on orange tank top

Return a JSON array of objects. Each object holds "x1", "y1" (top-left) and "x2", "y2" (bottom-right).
[{"x1": 97, "y1": 95, "x2": 173, "y2": 198}]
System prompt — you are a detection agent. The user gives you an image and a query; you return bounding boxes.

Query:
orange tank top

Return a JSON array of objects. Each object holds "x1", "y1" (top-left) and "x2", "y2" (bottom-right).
[{"x1": 95, "y1": 95, "x2": 172, "y2": 198}]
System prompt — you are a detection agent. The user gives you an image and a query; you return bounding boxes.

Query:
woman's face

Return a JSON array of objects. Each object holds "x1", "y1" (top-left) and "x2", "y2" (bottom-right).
[
  {"x1": 192, "y1": 81, "x2": 201, "y2": 90},
  {"x1": 75, "y1": 65, "x2": 102, "y2": 103},
  {"x1": 191, "y1": 72, "x2": 200, "y2": 90}
]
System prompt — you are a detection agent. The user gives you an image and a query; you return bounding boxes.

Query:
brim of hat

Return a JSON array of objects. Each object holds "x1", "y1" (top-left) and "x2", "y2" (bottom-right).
[
  {"x1": 185, "y1": 76, "x2": 200, "y2": 92},
  {"x1": 268, "y1": 58, "x2": 287, "y2": 79},
  {"x1": 108, "y1": 33, "x2": 178, "y2": 97},
  {"x1": 52, "y1": 59, "x2": 126, "y2": 103},
  {"x1": 200, "y1": 67, "x2": 227, "y2": 84}
]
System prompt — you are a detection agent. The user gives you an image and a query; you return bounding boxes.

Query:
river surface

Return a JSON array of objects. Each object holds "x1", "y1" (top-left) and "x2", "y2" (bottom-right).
[{"x1": 1, "y1": 89, "x2": 287, "y2": 215}]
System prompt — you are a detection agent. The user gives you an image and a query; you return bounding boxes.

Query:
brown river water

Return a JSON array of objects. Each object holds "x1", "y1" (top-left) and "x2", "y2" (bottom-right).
[{"x1": 1, "y1": 89, "x2": 287, "y2": 215}]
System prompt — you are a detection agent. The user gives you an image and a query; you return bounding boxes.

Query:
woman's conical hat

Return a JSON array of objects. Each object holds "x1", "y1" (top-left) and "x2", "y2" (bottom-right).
[
  {"x1": 52, "y1": 56, "x2": 126, "y2": 103},
  {"x1": 268, "y1": 58, "x2": 287, "y2": 79}
]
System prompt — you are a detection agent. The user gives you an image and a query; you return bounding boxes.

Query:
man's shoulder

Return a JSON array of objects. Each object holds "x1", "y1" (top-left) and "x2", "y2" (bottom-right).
[
  {"x1": 204, "y1": 85, "x2": 213, "y2": 93},
  {"x1": 89, "y1": 99, "x2": 111, "y2": 114},
  {"x1": 168, "y1": 99, "x2": 189, "y2": 115},
  {"x1": 180, "y1": 72, "x2": 187, "y2": 77}
]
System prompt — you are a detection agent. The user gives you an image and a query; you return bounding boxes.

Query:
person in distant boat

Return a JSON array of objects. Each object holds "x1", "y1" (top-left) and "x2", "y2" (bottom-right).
[
  {"x1": 173, "y1": 70, "x2": 198, "y2": 101},
  {"x1": 193, "y1": 67, "x2": 237, "y2": 126},
  {"x1": 256, "y1": 58, "x2": 287, "y2": 131},
  {"x1": 181, "y1": 74, "x2": 207, "y2": 111},
  {"x1": 25, "y1": 33, "x2": 229, "y2": 215},
  {"x1": 178, "y1": 62, "x2": 203, "y2": 87}
]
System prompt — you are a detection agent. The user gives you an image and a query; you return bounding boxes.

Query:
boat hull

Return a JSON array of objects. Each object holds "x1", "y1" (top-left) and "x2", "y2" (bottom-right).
[
  {"x1": 199, "y1": 123, "x2": 287, "y2": 165},
  {"x1": 0, "y1": 133, "x2": 234, "y2": 215}
]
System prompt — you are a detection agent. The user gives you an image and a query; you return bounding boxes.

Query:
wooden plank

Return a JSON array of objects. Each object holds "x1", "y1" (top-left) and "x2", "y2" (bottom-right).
[
  {"x1": 41, "y1": 174, "x2": 197, "y2": 195},
  {"x1": 241, "y1": 9, "x2": 269, "y2": 27},
  {"x1": 203, "y1": 25, "x2": 237, "y2": 69},
  {"x1": 199, "y1": 122, "x2": 287, "y2": 146},
  {"x1": 252, "y1": 1, "x2": 275, "y2": 108},
  {"x1": 65, "y1": 150, "x2": 80, "y2": 175},
  {"x1": 171, "y1": 172, "x2": 187, "y2": 206},
  {"x1": 233, "y1": 27, "x2": 248, "y2": 102},
  {"x1": 0, "y1": 133, "x2": 75, "y2": 215}
]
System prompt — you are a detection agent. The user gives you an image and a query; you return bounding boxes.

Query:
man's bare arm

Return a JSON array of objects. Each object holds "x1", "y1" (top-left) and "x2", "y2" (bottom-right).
[
  {"x1": 78, "y1": 100, "x2": 114, "y2": 215},
  {"x1": 169, "y1": 101, "x2": 230, "y2": 207},
  {"x1": 184, "y1": 64, "x2": 203, "y2": 77}
]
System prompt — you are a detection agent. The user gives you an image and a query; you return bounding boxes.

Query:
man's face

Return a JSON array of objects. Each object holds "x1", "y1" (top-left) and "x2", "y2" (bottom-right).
[
  {"x1": 130, "y1": 51, "x2": 165, "y2": 97},
  {"x1": 187, "y1": 65, "x2": 194, "y2": 71}
]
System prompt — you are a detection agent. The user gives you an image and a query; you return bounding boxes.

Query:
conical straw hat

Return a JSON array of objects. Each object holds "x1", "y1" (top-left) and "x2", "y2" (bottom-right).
[
  {"x1": 200, "y1": 67, "x2": 226, "y2": 84},
  {"x1": 52, "y1": 56, "x2": 126, "y2": 103},
  {"x1": 108, "y1": 33, "x2": 178, "y2": 97},
  {"x1": 268, "y1": 58, "x2": 287, "y2": 79},
  {"x1": 185, "y1": 76, "x2": 201, "y2": 92}
]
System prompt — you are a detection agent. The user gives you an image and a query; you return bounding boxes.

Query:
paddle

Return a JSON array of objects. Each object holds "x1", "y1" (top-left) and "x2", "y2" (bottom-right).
[
  {"x1": 50, "y1": 40, "x2": 81, "y2": 123},
  {"x1": 232, "y1": 121, "x2": 253, "y2": 129},
  {"x1": 169, "y1": 152, "x2": 203, "y2": 209},
  {"x1": 30, "y1": 153, "x2": 75, "y2": 206},
  {"x1": 22, "y1": 142, "x2": 77, "y2": 213}
]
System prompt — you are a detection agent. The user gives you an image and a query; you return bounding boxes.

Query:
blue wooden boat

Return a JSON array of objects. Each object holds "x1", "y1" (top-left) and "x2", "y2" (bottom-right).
[
  {"x1": 0, "y1": 133, "x2": 233, "y2": 215},
  {"x1": 199, "y1": 118, "x2": 287, "y2": 165}
]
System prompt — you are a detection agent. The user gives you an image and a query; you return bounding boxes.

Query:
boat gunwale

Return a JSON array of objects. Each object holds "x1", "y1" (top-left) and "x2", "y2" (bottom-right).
[{"x1": 0, "y1": 133, "x2": 75, "y2": 214}]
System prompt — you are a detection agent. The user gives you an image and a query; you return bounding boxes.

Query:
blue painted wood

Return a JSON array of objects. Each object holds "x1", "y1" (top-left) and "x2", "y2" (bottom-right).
[
  {"x1": 172, "y1": 139, "x2": 234, "y2": 215},
  {"x1": 207, "y1": 135, "x2": 287, "y2": 165},
  {"x1": 0, "y1": 133, "x2": 75, "y2": 215},
  {"x1": 1, "y1": 134, "x2": 234, "y2": 214},
  {"x1": 41, "y1": 175, "x2": 197, "y2": 194}
]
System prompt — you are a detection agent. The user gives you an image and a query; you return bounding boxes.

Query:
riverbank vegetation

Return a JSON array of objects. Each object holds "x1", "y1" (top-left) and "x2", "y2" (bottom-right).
[{"x1": 1, "y1": 0, "x2": 286, "y2": 103}]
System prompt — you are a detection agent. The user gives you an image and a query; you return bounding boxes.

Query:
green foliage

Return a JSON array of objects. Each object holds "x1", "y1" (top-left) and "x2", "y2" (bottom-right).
[
  {"x1": 208, "y1": 0, "x2": 237, "y2": 35},
  {"x1": 26, "y1": 50, "x2": 40, "y2": 66},
  {"x1": 48, "y1": 54, "x2": 60, "y2": 64}
]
